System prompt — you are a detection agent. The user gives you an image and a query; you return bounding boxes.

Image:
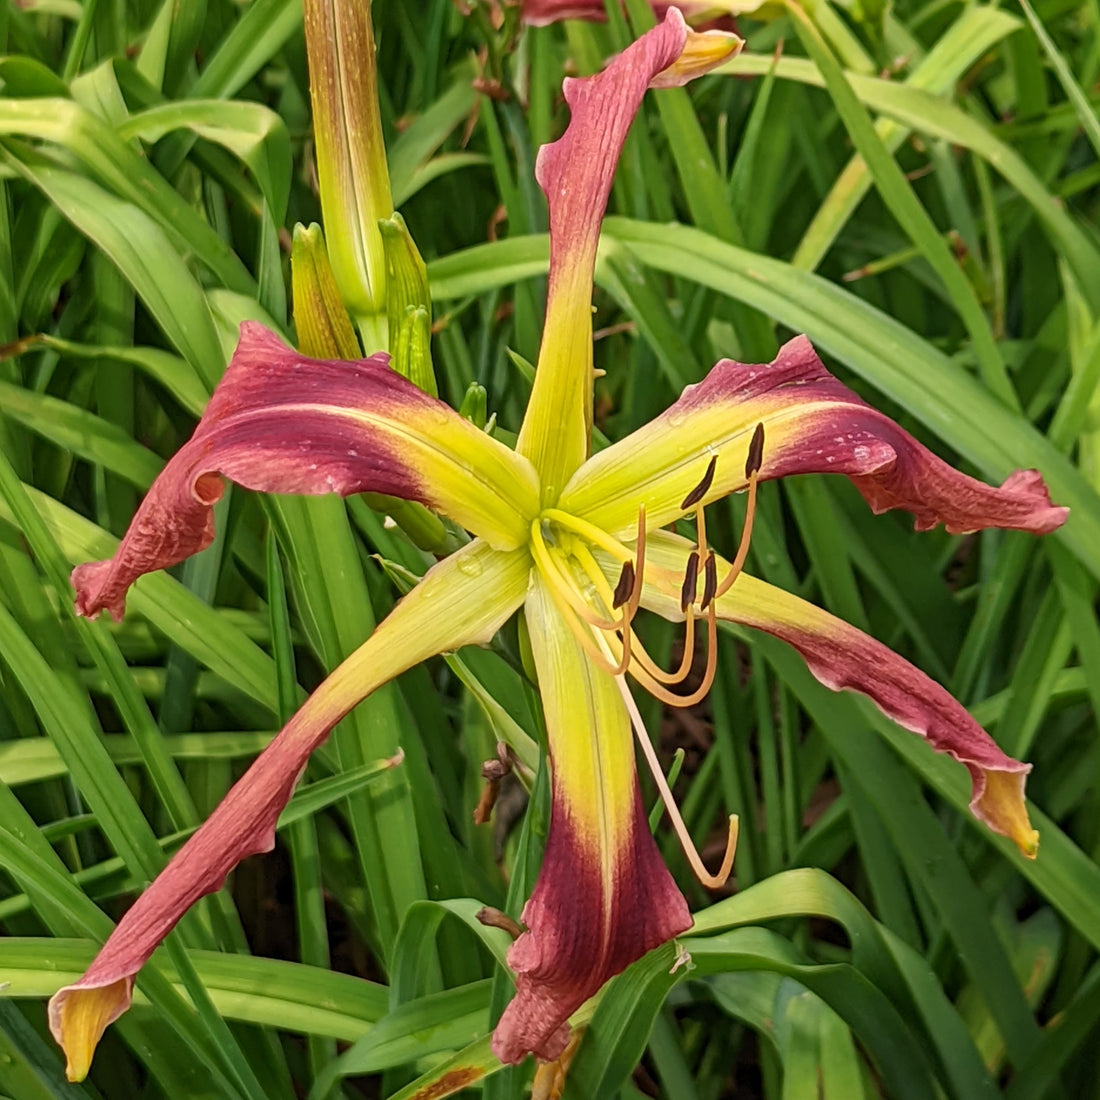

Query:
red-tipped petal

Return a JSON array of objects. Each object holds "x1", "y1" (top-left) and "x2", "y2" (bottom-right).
[
  {"x1": 637, "y1": 531, "x2": 1039, "y2": 856},
  {"x1": 492, "y1": 576, "x2": 691, "y2": 1063},
  {"x1": 72, "y1": 323, "x2": 538, "y2": 621},
  {"x1": 51, "y1": 541, "x2": 530, "y2": 1080},
  {"x1": 560, "y1": 335, "x2": 1068, "y2": 538}
]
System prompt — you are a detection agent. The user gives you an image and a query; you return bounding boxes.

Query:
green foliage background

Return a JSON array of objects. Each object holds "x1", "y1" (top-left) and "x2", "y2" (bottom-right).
[{"x1": 0, "y1": 0, "x2": 1099, "y2": 1097}]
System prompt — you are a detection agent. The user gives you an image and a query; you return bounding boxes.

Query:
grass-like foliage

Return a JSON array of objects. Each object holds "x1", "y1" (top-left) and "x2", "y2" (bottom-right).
[{"x1": 1, "y1": 0, "x2": 1099, "y2": 1097}]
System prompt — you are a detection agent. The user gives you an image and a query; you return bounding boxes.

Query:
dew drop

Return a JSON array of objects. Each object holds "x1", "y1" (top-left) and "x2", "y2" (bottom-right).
[{"x1": 457, "y1": 556, "x2": 484, "y2": 578}]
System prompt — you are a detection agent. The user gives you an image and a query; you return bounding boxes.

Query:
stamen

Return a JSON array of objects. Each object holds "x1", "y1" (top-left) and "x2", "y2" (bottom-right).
[
  {"x1": 529, "y1": 522, "x2": 629, "y2": 678},
  {"x1": 541, "y1": 508, "x2": 634, "y2": 563},
  {"x1": 680, "y1": 552, "x2": 700, "y2": 613},
  {"x1": 714, "y1": 426, "x2": 766, "y2": 601},
  {"x1": 545, "y1": 576, "x2": 623, "y2": 676},
  {"x1": 712, "y1": 473, "x2": 757, "y2": 600},
  {"x1": 608, "y1": 652, "x2": 738, "y2": 890},
  {"x1": 629, "y1": 602, "x2": 719, "y2": 708},
  {"x1": 694, "y1": 499, "x2": 709, "y2": 556},
  {"x1": 572, "y1": 531, "x2": 697, "y2": 687},
  {"x1": 628, "y1": 605, "x2": 697, "y2": 685},
  {"x1": 532, "y1": 503, "x2": 668, "y2": 686},
  {"x1": 568, "y1": 540, "x2": 637, "y2": 676},
  {"x1": 575, "y1": 505, "x2": 704, "y2": 692},
  {"x1": 530, "y1": 520, "x2": 619, "y2": 631},
  {"x1": 680, "y1": 455, "x2": 717, "y2": 510}
]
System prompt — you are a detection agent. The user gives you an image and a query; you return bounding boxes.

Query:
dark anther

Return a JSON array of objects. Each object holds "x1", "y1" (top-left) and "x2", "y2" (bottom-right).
[
  {"x1": 681, "y1": 455, "x2": 718, "y2": 510},
  {"x1": 745, "y1": 422, "x2": 765, "y2": 478},
  {"x1": 680, "y1": 551, "x2": 700, "y2": 612},
  {"x1": 701, "y1": 551, "x2": 718, "y2": 610},
  {"x1": 612, "y1": 560, "x2": 636, "y2": 610}
]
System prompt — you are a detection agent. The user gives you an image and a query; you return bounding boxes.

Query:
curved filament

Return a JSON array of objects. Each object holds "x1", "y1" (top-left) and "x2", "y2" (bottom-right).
[
  {"x1": 627, "y1": 606, "x2": 698, "y2": 686},
  {"x1": 541, "y1": 508, "x2": 635, "y2": 563},
  {"x1": 530, "y1": 520, "x2": 619, "y2": 631},
  {"x1": 572, "y1": 531, "x2": 699, "y2": 690},
  {"x1": 628, "y1": 603, "x2": 719, "y2": 708},
  {"x1": 713, "y1": 471, "x2": 759, "y2": 601}
]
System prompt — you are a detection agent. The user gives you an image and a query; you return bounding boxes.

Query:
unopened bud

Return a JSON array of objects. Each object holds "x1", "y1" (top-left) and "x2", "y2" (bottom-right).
[
  {"x1": 290, "y1": 223, "x2": 362, "y2": 360},
  {"x1": 303, "y1": 0, "x2": 392, "y2": 347},
  {"x1": 379, "y1": 213, "x2": 436, "y2": 395}
]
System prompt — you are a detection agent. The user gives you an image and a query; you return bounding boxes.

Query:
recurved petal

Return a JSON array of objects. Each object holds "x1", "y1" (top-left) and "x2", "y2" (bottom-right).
[
  {"x1": 492, "y1": 575, "x2": 691, "y2": 1064},
  {"x1": 51, "y1": 540, "x2": 531, "y2": 1081},
  {"x1": 558, "y1": 335, "x2": 1068, "y2": 539},
  {"x1": 636, "y1": 530, "x2": 1038, "y2": 857},
  {"x1": 516, "y1": 7, "x2": 740, "y2": 499},
  {"x1": 73, "y1": 323, "x2": 538, "y2": 621}
]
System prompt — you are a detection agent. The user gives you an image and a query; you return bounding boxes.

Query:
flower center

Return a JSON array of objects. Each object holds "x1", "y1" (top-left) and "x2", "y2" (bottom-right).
[{"x1": 528, "y1": 424, "x2": 766, "y2": 889}]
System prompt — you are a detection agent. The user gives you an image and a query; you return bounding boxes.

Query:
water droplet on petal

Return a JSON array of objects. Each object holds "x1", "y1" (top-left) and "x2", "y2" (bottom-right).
[{"x1": 457, "y1": 556, "x2": 483, "y2": 578}]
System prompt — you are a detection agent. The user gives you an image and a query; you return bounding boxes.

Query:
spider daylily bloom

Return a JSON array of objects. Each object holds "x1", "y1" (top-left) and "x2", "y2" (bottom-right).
[{"x1": 49, "y1": 8, "x2": 1065, "y2": 1082}]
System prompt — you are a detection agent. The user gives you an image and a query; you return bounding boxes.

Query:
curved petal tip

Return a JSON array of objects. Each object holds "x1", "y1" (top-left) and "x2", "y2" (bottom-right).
[
  {"x1": 490, "y1": 792, "x2": 691, "y2": 1065},
  {"x1": 48, "y1": 978, "x2": 133, "y2": 1083},
  {"x1": 971, "y1": 767, "x2": 1039, "y2": 858}
]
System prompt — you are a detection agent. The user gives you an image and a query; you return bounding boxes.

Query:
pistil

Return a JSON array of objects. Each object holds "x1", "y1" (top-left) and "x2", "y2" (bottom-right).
[{"x1": 604, "y1": 632, "x2": 738, "y2": 890}]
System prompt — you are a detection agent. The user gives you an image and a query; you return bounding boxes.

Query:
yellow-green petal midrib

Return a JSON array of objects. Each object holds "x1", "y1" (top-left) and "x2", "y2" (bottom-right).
[
  {"x1": 276, "y1": 401, "x2": 540, "y2": 544},
  {"x1": 558, "y1": 399, "x2": 841, "y2": 534},
  {"x1": 526, "y1": 574, "x2": 635, "y2": 910}
]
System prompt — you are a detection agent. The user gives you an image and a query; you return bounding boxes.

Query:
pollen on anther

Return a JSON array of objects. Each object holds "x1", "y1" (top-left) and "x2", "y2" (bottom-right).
[{"x1": 681, "y1": 455, "x2": 718, "y2": 511}]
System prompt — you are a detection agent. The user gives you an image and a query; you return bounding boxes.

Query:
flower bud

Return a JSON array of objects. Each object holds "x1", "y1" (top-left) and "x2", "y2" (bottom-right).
[
  {"x1": 379, "y1": 213, "x2": 437, "y2": 396},
  {"x1": 290, "y1": 222, "x2": 362, "y2": 360},
  {"x1": 303, "y1": 0, "x2": 392, "y2": 349}
]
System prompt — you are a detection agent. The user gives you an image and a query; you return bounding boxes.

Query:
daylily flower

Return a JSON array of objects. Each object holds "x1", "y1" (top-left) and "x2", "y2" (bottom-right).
[{"x1": 49, "y1": 8, "x2": 1066, "y2": 1082}]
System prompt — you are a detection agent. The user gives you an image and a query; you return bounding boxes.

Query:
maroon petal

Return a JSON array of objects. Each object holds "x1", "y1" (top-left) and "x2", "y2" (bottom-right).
[
  {"x1": 492, "y1": 576, "x2": 691, "y2": 1063},
  {"x1": 560, "y1": 335, "x2": 1068, "y2": 538},
  {"x1": 515, "y1": 8, "x2": 740, "y2": 499},
  {"x1": 493, "y1": 782, "x2": 691, "y2": 1063},
  {"x1": 50, "y1": 541, "x2": 531, "y2": 1080},
  {"x1": 638, "y1": 531, "x2": 1039, "y2": 856},
  {"x1": 521, "y1": 0, "x2": 742, "y2": 26},
  {"x1": 72, "y1": 323, "x2": 537, "y2": 621}
]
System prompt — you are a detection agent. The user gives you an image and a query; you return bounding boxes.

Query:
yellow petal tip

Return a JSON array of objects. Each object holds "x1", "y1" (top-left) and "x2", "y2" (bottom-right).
[
  {"x1": 975, "y1": 769, "x2": 1039, "y2": 860},
  {"x1": 50, "y1": 979, "x2": 131, "y2": 1083},
  {"x1": 1016, "y1": 827, "x2": 1040, "y2": 861},
  {"x1": 654, "y1": 30, "x2": 743, "y2": 87}
]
